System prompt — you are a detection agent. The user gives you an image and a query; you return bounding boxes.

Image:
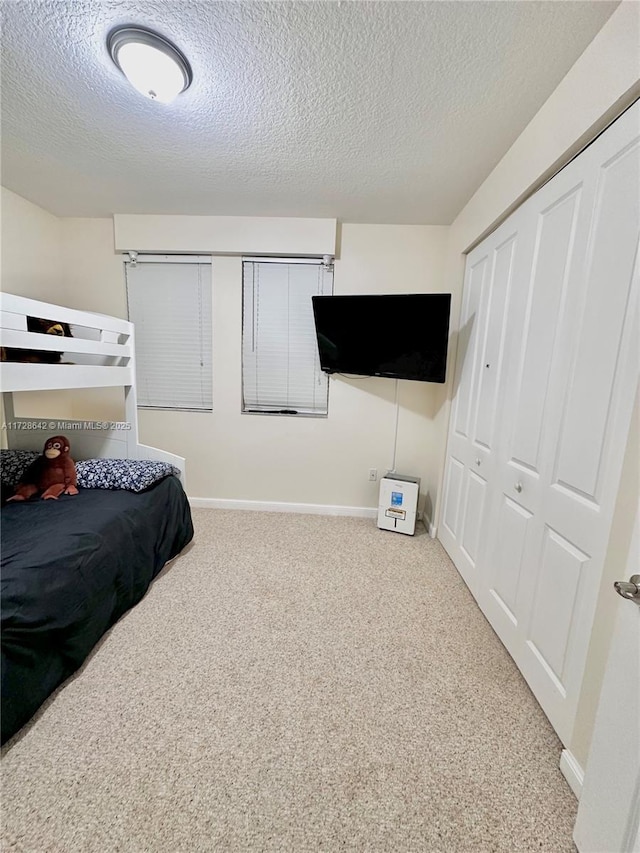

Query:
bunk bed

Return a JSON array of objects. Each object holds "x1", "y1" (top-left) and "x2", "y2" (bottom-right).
[{"x1": 1, "y1": 293, "x2": 194, "y2": 744}]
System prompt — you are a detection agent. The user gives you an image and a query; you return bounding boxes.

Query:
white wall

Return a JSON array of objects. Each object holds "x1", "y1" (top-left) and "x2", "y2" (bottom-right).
[
  {"x1": 1, "y1": 187, "x2": 63, "y2": 300},
  {"x1": 436, "y1": 0, "x2": 639, "y2": 771},
  {"x1": 60, "y1": 217, "x2": 448, "y2": 520},
  {"x1": 0, "y1": 187, "x2": 73, "y2": 424},
  {"x1": 114, "y1": 214, "x2": 336, "y2": 256}
]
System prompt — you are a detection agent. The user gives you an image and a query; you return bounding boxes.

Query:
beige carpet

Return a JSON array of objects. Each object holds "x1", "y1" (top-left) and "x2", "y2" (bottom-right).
[{"x1": 1, "y1": 510, "x2": 577, "y2": 852}]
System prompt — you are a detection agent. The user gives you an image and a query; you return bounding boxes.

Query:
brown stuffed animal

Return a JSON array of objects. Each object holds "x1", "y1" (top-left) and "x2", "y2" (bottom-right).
[
  {"x1": 1, "y1": 316, "x2": 73, "y2": 363},
  {"x1": 7, "y1": 436, "x2": 79, "y2": 501}
]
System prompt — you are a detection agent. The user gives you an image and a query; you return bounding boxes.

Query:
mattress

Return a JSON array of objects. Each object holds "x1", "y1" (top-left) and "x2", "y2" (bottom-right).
[{"x1": 1, "y1": 475, "x2": 193, "y2": 744}]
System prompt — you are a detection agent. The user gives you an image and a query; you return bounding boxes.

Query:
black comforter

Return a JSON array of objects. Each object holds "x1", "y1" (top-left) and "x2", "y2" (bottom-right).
[{"x1": 1, "y1": 476, "x2": 193, "y2": 744}]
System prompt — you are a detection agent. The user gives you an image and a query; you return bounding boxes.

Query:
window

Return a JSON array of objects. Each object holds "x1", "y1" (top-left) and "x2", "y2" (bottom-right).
[
  {"x1": 125, "y1": 255, "x2": 212, "y2": 410},
  {"x1": 242, "y1": 258, "x2": 333, "y2": 415}
]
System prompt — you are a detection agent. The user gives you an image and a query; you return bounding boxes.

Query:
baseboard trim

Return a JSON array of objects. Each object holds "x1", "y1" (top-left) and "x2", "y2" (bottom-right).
[
  {"x1": 188, "y1": 497, "x2": 378, "y2": 519},
  {"x1": 560, "y1": 749, "x2": 584, "y2": 799}
]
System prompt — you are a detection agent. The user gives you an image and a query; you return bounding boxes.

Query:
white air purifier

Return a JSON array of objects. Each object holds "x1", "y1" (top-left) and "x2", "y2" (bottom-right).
[{"x1": 377, "y1": 473, "x2": 420, "y2": 535}]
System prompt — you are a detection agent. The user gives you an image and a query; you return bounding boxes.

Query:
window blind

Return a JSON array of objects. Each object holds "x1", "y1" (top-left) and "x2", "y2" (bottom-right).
[
  {"x1": 242, "y1": 260, "x2": 333, "y2": 415},
  {"x1": 125, "y1": 257, "x2": 213, "y2": 410}
]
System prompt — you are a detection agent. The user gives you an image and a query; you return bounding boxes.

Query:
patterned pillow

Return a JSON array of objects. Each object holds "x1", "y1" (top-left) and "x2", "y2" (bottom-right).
[
  {"x1": 1, "y1": 449, "x2": 41, "y2": 487},
  {"x1": 75, "y1": 459, "x2": 180, "y2": 492}
]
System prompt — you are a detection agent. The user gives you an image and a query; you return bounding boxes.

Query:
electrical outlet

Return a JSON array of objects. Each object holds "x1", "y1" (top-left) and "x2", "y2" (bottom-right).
[{"x1": 369, "y1": 468, "x2": 377, "y2": 482}]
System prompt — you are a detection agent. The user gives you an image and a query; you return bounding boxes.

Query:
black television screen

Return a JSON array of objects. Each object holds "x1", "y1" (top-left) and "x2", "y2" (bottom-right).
[{"x1": 311, "y1": 293, "x2": 451, "y2": 383}]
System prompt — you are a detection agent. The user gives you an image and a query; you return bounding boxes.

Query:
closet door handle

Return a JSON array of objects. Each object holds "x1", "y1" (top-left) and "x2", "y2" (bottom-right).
[
  {"x1": 514, "y1": 482, "x2": 523, "y2": 493},
  {"x1": 475, "y1": 458, "x2": 481, "y2": 466}
]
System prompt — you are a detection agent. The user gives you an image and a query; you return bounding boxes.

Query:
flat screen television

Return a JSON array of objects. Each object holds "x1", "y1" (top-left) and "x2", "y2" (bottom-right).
[{"x1": 311, "y1": 293, "x2": 451, "y2": 383}]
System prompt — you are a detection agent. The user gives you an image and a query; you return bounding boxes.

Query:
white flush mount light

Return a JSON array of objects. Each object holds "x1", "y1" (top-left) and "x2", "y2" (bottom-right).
[{"x1": 107, "y1": 26, "x2": 192, "y2": 104}]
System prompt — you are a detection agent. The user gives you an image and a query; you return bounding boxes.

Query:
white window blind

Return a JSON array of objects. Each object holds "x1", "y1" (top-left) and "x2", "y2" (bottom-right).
[
  {"x1": 125, "y1": 257, "x2": 212, "y2": 410},
  {"x1": 242, "y1": 259, "x2": 333, "y2": 415}
]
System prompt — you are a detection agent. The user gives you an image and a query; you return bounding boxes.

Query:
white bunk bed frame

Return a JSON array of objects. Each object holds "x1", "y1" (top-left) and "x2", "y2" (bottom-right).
[{"x1": 1, "y1": 293, "x2": 186, "y2": 481}]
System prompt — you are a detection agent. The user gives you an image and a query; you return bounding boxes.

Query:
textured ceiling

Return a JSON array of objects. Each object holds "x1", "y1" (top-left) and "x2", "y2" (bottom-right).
[{"x1": 1, "y1": 1, "x2": 618, "y2": 224}]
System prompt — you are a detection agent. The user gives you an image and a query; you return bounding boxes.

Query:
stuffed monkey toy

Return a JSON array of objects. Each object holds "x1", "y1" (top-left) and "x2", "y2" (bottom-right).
[{"x1": 8, "y1": 436, "x2": 79, "y2": 501}]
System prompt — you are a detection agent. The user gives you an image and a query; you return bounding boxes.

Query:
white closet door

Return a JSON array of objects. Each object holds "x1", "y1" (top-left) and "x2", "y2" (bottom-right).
[
  {"x1": 441, "y1": 101, "x2": 640, "y2": 744},
  {"x1": 439, "y1": 206, "x2": 534, "y2": 594},
  {"x1": 478, "y1": 118, "x2": 608, "y2": 740}
]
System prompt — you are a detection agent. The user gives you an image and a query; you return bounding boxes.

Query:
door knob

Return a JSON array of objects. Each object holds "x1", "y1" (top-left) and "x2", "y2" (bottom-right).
[
  {"x1": 475, "y1": 458, "x2": 481, "y2": 466},
  {"x1": 514, "y1": 482, "x2": 523, "y2": 493},
  {"x1": 614, "y1": 574, "x2": 640, "y2": 604}
]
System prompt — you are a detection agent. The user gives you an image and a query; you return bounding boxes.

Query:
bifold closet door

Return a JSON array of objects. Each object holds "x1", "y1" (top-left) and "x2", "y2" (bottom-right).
[
  {"x1": 438, "y1": 204, "x2": 535, "y2": 595},
  {"x1": 441, "y1": 101, "x2": 640, "y2": 744}
]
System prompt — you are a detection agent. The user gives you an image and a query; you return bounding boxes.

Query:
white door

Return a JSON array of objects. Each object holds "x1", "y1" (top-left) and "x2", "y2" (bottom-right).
[
  {"x1": 573, "y1": 513, "x2": 640, "y2": 853},
  {"x1": 440, "y1": 101, "x2": 640, "y2": 744},
  {"x1": 481, "y1": 102, "x2": 640, "y2": 744},
  {"x1": 439, "y1": 204, "x2": 534, "y2": 596}
]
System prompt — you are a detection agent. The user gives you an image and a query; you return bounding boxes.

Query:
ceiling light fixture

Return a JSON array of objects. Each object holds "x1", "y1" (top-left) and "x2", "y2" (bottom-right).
[{"x1": 107, "y1": 25, "x2": 192, "y2": 104}]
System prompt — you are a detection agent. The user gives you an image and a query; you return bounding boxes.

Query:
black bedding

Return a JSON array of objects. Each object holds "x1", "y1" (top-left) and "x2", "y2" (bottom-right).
[{"x1": 1, "y1": 475, "x2": 193, "y2": 744}]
